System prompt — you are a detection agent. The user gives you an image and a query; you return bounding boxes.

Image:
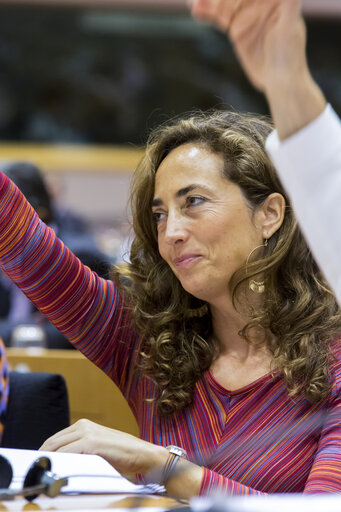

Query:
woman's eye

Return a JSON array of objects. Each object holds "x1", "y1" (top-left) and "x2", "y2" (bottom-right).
[
  {"x1": 186, "y1": 195, "x2": 205, "y2": 207},
  {"x1": 152, "y1": 211, "x2": 165, "y2": 224}
]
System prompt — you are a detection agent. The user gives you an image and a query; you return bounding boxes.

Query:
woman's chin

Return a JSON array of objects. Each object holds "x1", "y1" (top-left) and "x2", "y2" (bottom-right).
[{"x1": 181, "y1": 281, "x2": 212, "y2": 303}]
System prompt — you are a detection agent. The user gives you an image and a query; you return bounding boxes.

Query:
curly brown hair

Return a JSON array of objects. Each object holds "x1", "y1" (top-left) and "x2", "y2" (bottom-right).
[{"x1": 112, "y1": 110, "x2": 341, "y2": 416}]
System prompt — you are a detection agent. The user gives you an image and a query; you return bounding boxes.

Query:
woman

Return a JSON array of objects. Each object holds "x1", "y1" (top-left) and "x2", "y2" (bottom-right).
[{"x1": 1, "y1": 111, "x2": 341, "y2": 497}]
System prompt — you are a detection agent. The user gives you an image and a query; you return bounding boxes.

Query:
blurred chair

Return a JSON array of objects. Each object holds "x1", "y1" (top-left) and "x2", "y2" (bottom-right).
[{"x1": 1, "y1": 371, "x2": 70, "y2": 450}]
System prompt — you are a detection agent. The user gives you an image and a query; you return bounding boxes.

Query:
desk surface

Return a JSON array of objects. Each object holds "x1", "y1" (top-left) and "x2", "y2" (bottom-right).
[{"x1": 0, "y1": 493, "x2": 185, "y2": 511}]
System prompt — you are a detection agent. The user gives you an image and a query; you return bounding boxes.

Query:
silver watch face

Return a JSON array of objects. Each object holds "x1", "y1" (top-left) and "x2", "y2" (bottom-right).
[{"x1": 166, "y1": 445, "x2": 187, "y2": 458}]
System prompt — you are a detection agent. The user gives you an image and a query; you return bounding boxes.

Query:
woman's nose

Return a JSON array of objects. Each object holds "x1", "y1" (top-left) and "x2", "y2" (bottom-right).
[{"x1": 164, "y1": 211, "x2": 189, "y2": 245}]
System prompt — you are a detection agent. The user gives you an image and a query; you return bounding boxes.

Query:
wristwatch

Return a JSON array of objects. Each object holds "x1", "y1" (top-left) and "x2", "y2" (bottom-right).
[{"x1": 161, "y1": 445, "x2": 187, "y2": 485}]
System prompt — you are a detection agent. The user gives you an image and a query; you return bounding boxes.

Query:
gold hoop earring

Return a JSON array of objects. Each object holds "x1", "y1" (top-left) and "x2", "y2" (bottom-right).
[{"x1": 246, "y1": 239, "x2": 268, "y2": 294}]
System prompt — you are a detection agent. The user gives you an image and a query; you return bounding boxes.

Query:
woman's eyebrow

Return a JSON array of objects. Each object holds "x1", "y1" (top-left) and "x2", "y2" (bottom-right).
[{"x1": 152, "y1": 184, "x2": 209, "y2": 207}]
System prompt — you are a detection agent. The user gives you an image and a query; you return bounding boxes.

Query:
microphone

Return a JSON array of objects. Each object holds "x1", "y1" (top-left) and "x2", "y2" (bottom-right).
[{"x1": 0, "y1": 455, "x2": 67, "y2": 502}]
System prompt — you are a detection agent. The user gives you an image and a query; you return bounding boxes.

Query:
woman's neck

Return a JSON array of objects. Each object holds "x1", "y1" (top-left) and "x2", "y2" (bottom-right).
[
  {"x1": 209, "y1": 297, "x2": 271, "y2": 358},
  {"x1": 208, "y1": 301, "x2": 275, "y2": 390}
]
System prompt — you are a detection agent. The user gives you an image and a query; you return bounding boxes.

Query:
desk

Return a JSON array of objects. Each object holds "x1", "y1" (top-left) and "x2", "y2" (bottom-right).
[
  {"x1": 6, "y1": 348, "x2": 139, "y2": 436},
  {"x1": 0, "y1": 493, "x2": 184, "y2": 511}
]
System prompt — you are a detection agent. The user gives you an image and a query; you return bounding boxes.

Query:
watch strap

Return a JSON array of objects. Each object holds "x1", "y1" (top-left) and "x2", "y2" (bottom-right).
[
  {"x1": 161, "y1": 446, "x2": 187, "y2": 486},
  {"x1": 161, "y1": 452, "x2": 179, "y2": 485}
]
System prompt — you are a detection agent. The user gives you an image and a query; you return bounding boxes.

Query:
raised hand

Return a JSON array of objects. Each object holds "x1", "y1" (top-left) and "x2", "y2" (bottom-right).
[
  {"x1": 190, "y1": 0, "x2": 306, "y2": 92},
  {"x1": 190, "y1": 0, "x2": 325, "y2": 138}
]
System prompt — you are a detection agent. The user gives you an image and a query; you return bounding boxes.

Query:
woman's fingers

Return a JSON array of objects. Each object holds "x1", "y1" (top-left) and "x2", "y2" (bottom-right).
[
  {"x1": 190, "y1": 0, "x2": 235, "y2": 30},
  {"x1": 40, "y1": 419, "x2": 101, "y2": 452}
]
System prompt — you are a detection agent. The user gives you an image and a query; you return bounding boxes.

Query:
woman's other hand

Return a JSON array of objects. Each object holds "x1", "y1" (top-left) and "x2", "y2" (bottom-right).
[
  {"x1": 40, "y1": 418, "x2": 204, "y2": 498},
  {"x1": 39, "y1": 418, "x2": 168, "y2": 477}
]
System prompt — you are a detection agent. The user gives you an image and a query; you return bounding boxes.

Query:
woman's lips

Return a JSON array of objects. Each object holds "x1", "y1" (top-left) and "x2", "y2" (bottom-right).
[{"x1": 174, "y1": 254, "x2": 202, "y2": 268}]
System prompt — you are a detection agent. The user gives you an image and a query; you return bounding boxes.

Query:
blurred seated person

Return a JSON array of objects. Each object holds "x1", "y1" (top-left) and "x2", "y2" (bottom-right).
[
  {"x1": 0, "y1": 162, "x2": 111, "y2": 349},
  {"x1": 0, "y1": 337, "x2": 9, "y2": 444}
]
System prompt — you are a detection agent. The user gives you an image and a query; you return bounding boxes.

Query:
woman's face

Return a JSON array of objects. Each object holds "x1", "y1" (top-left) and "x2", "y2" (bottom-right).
[{"x1": 152, "y1": 143, "x2": 265, "y2": 305}]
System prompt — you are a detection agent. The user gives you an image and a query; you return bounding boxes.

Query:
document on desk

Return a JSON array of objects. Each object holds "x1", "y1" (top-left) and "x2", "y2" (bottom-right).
[{"x1": 0, "y1": 447, "x2": 156, "y2": 495}]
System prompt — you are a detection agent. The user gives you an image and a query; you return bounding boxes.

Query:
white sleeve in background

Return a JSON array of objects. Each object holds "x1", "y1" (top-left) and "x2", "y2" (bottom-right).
[{"x1": 266, "y1": 105, "x2": 341, "y2": 305}]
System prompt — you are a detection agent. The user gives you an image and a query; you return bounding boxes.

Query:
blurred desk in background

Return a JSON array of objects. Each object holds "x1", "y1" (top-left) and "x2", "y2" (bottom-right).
[
  {"x1": 6, "y1": 348, "x2": 139, "y2": 437},
  {"x1": 0, "y1": 143, "x2": 143, "y2": 173},
  {"x1": 0, "y1": 143, "x2": 143, "y2": 228}
]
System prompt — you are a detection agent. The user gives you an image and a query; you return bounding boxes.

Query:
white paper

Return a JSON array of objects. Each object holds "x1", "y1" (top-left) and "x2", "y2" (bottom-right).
[{"x1": 0, "y1": 447, "x2": 160, "y2": 495}]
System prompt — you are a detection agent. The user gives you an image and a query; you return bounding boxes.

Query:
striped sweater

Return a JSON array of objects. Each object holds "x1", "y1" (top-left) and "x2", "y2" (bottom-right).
[{"x1": 0, "y1": 171, "x2": 341, "y2": 494}]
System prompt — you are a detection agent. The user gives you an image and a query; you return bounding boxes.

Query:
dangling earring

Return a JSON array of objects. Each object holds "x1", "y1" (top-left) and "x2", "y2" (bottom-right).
[{"x1": 246, "y1": 239, "x2": 268, "y2": 294}]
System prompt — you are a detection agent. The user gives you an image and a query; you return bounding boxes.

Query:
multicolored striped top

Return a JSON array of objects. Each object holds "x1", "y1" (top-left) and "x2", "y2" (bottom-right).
[{"x1": 0, "y1": 171, "x2": 341, "y2": 494}]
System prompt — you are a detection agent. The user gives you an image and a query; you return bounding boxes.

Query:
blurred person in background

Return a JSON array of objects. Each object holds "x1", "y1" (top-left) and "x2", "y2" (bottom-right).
[{"x1": 0, "y1": 337, "x2": 9, "y2": 444}]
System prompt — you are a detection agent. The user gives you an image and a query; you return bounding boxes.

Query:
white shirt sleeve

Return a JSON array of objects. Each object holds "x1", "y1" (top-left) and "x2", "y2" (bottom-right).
[{"x1": 266, "y1": 105, "x2": 341, "y2": 304}]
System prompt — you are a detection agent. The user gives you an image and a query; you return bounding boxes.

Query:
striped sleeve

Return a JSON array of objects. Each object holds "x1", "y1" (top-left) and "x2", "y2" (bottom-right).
[
  {"x1": 0, "y1": 172, "x2": 139, "y2": 396},
  {"x1": 200, "y1": 468, "x2": 264, "y2": 495},
  {"x1": 303, "y1": 353, "x2": 341, "y2": 493}
]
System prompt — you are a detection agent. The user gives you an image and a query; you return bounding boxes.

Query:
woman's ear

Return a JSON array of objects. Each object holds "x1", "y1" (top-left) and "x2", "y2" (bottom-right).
[{"x1": 257, "y1": 193, "x2": 286, "y2": 239}]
